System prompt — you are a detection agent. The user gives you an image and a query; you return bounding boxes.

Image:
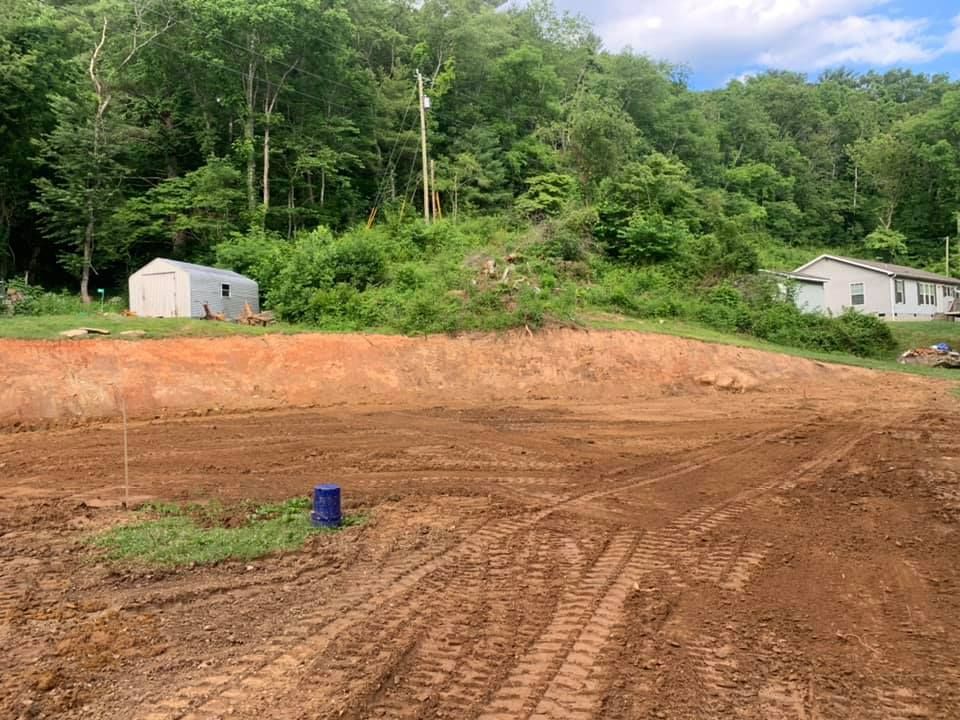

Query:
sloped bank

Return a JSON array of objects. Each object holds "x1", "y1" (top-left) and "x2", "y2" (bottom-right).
[{"x1": 0, "y1": 329, "x2": 882, "y2": 426}]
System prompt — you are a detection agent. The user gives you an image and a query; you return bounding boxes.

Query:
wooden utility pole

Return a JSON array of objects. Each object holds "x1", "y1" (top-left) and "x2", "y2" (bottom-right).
[
  {"x1": 430, "y1": 159, "x2": 439, "y2": 220},
  {"x1": 417, "y1": 70, "x2": 430, "y2": 223},
  {"x1": 947, "y1": 236, "x2": 951, "y2": 277}
]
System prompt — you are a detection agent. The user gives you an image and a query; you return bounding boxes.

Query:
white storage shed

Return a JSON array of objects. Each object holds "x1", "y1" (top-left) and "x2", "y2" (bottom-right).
[{"x1": 128, "y1": 258, "x2": 259, "y2": 319}]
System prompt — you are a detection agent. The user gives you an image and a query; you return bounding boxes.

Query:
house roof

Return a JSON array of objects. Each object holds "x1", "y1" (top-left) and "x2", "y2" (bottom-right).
[
  {"x1": 157, "y1": 258, "x2": 252, "y2": 280},
  {"x1": 760, "y1": 269, "x2": 828, "y2": 284},
  {"x1": 795, "y1": 254, "x2": 960, "y2": 285},
  {"x1": 134, "y1": 258, "x2": 256, "y2": 284}
]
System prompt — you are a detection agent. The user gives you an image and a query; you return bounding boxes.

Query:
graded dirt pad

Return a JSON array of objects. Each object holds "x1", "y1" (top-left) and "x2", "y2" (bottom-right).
[{"x1": 1, "y1": 331, "x2": 959, "y2": 720}]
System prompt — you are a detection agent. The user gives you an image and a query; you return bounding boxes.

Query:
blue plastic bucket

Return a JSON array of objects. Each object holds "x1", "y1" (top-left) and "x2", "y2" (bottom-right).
[{"x1": 311, "y1": 484, "x2": 342, "y2": 528}]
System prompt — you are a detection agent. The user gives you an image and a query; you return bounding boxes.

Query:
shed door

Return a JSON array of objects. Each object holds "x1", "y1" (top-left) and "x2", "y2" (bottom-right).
[{"x1": 141, "y1": 272, "x2": 178, "y2": 317}]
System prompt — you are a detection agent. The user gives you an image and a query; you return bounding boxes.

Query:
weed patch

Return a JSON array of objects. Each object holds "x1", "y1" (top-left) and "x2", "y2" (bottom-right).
[{"x1": 91, "y1": 497, "x2": 364, "y2": 567}]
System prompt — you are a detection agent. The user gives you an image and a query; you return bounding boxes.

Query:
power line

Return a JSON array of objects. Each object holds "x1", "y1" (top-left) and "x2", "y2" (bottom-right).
[{"x1": 369, "y1": 95, "x2": 417, "y2": 212}]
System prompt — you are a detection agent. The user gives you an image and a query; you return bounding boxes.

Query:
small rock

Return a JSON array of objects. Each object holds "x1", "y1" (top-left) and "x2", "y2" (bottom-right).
[{"x1": 35, "y1": 672, "x2": 58, "y2": 692}]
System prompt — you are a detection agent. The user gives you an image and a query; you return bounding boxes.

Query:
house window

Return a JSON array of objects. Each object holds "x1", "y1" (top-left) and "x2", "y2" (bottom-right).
[
  {"x1": 850, "y1": 282, "x2": 865, "y2": 306},
  {"x1": 917, "y1": 282, "x2": 935, "y2": 305},
  {"x1": 221, "y1": 283, "x2": 231, "y2": 298},
  {"x1": 895, "y1": 279, "x2": 905, "y2": 304}
]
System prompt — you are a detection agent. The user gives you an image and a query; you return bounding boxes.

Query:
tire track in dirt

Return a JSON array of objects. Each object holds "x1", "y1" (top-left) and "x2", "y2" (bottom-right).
[
  {"x1": 490, "y1": 422, "x2": 880, "y2": 720},
  {"x1": 477, "y1": 531, "x2": 639, "y2": 720},
  {"x1": 138, "y1": 421, "x2": 827, "y2": 720},
  {"x1": 654, "y1": 421, "x2": 919, "y2": 720},
  {"x1": 140, "y1": 517, "x2": 530, "y2": 720},
  {"x1": 364, "y1": 535, "x2": 558, "y2": 720}
]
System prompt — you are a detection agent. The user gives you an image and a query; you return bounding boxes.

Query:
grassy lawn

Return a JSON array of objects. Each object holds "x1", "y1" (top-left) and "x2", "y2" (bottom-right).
[
  {"x1": 582, "y1": 312, "x2": 960, "y2": 380},
  {"x1": 90, "y1": 498, "x2": 364, "y2": 567},
  {"x1": 884, "y1": 320, "x2": 960, "y2": 357},
  {"x1": 0, "y1": 313, "x2": 306, "y2": 340}
]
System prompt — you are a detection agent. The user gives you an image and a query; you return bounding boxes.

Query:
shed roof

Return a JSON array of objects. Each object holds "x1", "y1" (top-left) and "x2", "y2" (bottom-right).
[
  {"x1": 133, "y1": 258, "x2": 256, "y2": 284},
  {"x1": 795, "y1": 254, "x2": 960, "y2": 285}
]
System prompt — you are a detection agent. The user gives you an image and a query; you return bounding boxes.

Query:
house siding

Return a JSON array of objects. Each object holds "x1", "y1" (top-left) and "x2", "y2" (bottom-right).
[
  {"x1": 801, "y1": 258, "x2": 892, "y2": 317},
  {"x1": 892, "y1": 278, "x2": 958, "y2": 320},
  {"x1": 188, "y1": 272, "x2": 259, "y2": 319},
  {"x1": 794, "y1": 282, "x2": 825, "y2": 314}
]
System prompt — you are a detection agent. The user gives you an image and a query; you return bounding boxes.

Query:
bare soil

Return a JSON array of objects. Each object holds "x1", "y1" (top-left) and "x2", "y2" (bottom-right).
[{"x1": 1, "y1": 331, "x2": 958, "y2": 719}]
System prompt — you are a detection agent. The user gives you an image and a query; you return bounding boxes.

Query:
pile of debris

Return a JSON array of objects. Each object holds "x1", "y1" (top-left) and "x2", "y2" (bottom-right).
[
  {"x1": 202, "y1": 302, "x2": 275, "y2": 326},
  {"x1": 238, "y1": 302, "x2": 275, "y2": 327},
  {"x1": 898, "y1": 343, "x2": 960, "y2": 369}
]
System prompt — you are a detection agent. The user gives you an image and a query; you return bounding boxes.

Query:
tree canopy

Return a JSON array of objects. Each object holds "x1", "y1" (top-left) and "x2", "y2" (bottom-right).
[{"x1": 2, "y1": 0, "x2": 960, "y2": 296}]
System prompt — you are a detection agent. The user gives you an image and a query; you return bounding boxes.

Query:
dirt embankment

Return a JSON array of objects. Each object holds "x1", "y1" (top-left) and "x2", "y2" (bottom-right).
[{"x1": 0, "y1": 329, "x2": 891, "y2": 426}]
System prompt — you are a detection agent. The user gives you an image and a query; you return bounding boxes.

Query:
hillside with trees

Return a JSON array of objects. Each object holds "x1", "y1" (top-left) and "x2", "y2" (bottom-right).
[{"x1": 2, "y1": 0, "x2": 958, "y2": 356}]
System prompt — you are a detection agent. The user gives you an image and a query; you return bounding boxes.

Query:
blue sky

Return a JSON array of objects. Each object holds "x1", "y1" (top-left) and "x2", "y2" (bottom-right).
[{"x1": 548, "y1": 0, "x2": 960, "y2": 88}]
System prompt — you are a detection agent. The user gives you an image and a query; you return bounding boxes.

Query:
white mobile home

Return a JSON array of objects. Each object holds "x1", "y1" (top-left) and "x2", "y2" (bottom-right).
[
  {"x1": 761, "y1": 270, "x2": 827, "y2": 314},
  {"x1": 792, "y1": 255, "x2": 960, "y2": 321},
  {"x1": 128, "y1": 258, "x2": 259, "y2": 319}
]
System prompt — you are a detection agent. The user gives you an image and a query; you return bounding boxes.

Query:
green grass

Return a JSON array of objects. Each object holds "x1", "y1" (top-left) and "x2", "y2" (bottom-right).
[
  {"x1": 582, "y1": 312, "x2": 960, "y2": 380},
  {"x1": 883, "y1": 321, "x2": 960, "y2": 359},
  {"x1": 90, "y1": 497, "x2": 364, "y2": 567},
  {"x1": 0, "y1": 313, "x2": 306, "y2": 340}
]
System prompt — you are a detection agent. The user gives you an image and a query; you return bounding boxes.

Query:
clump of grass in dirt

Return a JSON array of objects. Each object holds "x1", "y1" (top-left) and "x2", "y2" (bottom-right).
[{"x1": 90, "y1": 497, "x2": 364, "y2": 567}]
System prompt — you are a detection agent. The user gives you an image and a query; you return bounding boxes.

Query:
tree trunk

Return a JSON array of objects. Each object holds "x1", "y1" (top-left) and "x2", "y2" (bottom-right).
[
  {"x1": 262, "y1": 116, "x2": 271, "y2": 210},
  {"x1": 881, "y1": 204, "x2": 895, "y2": 231},
  {"x1": 320, "y1": 168, "x2": 325, "y2": 207},
  {"x1": 244, "y1": 36, "x2": 257, "y2": 212},
  {"x1": 453, "y1": 172, "x2": 459, "y2": 223},
  {"x1": 260, "y1": 59, "x2": 298, "y2": 216},
  {"x1": 853, "y1": 164, "x2": 859, "y2": 210},
  {"x1": 81, "y1": 209, "x2": 94, "y2": 304},
  {"x1": 287, "y1": 184, "x2": 294, "y2": 239}
]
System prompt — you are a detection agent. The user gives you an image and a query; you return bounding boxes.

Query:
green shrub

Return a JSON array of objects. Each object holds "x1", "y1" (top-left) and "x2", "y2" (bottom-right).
[
  {"x1": 1, "y1": 279, "x2": 91, "y2": 316},
  {"x1": 829, "y1": 309, "x2": 896, "y2": 356},
  {"x1": 214, "y1": 228, "x2": 286, "y2": 296},
  {"x1": 515, "y1": 173, "x2": 578, "y2": 218}
]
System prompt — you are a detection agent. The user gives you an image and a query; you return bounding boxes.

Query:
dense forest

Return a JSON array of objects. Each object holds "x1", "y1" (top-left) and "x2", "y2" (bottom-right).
[{"x1": 1, "y1": 0, "x2": 958, "y2": 354}]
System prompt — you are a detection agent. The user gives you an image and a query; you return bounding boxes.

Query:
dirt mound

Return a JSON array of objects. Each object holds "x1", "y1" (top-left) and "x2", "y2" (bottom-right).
[{"x1": 0, "y1": 329, "x2": 889, "y2": 426}]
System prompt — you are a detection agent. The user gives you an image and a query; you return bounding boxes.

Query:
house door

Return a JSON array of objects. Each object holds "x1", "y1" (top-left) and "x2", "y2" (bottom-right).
[
  {"x1": 141, "y1": 273, "x2": 178, "y2": 317},
  {"x1": 940, "y1": 289, "x2": 957, "y2": 314}
]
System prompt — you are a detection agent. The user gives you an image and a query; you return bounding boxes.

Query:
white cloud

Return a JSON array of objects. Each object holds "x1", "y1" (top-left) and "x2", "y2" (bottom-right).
[
  {"x1": 595, "y1": 0, "x2": 943, "y2": 73},
  {"x1": 758, "y1": 15, "x2": 935, "y2": 69},
  {"x1": 946, "y1": 14, "x2": 960, "y2": 53}
]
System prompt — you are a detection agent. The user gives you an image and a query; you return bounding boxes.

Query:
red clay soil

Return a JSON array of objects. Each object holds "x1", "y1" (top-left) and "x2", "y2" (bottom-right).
[
  {"x1": 1, "y1": 330, "x2": 959, "y2": 720},
  {"x1": 0, "y1": 329, "x2": 878, "y2": 426}
]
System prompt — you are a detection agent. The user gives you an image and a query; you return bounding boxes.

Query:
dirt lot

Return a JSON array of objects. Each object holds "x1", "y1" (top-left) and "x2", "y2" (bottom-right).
[{"x1": 1, "y1": 331, "x2": 959, "y2": 719}]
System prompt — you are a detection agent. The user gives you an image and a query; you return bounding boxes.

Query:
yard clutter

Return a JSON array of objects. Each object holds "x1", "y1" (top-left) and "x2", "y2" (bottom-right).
[
  {"x1": 898, "y1": 343, "x2": 960, "y2": 368},
  {"x1": 238, "y1": 302, "x2": 275, "y2": 327},
  {"x1": 202, "y1": 301, "x2": 275, "y2": 326},
  {"x1": 58, "y1": 327, "x2": 111, "y2": 338},
  {"x1": 202, "y1": 303, "x2": 226, "y2": 321}
]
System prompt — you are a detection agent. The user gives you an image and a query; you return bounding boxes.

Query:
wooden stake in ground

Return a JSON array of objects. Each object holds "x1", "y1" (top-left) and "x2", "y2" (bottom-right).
[{"x1": 120, "y1": 394, "x2": 130, "y2": 509}]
